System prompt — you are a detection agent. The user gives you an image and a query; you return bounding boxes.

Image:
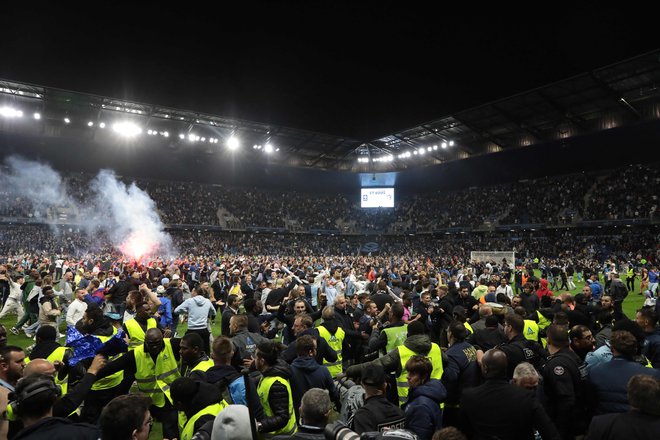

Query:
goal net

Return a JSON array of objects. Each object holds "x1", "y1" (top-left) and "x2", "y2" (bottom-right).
[{"x1": 470, "y1": 250, "x2": 515, "y2": 266}]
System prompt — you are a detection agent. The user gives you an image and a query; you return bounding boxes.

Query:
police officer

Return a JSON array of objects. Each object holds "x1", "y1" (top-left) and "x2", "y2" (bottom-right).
[
  {"x1": 542, "y1": 324, "x2": 587, "y2": 440},
  {"x1": 498, "y1": 313, "x2": 547, "y2": 378}
]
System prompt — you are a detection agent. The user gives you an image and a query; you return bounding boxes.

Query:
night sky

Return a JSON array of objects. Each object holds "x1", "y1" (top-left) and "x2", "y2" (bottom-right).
[{"x1": 1, "y1": 3, "x2": 657, "y2": 142}]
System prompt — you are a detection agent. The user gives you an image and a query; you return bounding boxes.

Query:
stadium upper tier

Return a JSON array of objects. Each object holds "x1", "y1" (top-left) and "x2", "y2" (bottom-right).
[{"x1": 0, "y1": 162, "x2": 657, "y2": 233}]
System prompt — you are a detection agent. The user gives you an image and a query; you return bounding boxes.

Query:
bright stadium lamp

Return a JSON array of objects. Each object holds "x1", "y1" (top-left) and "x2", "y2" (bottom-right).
[
  {"x1": 441, "y1": 142, "x2": 447, "y2": 149},
  {"x1": 227, "y1": 136, "x2": 240, "y2": 150},
  {"x1": 33, "y1": 112, "x2": 41, "y2": 120},
  {"x1": 0, "y1": 107, "x2": 22, "y2": 118},
  {"x1": 112, "y1": 122, "x2": 142, "y2": 137},
  {"x1": 264, "y1": 143, "x2": 274, "y2": 153}
]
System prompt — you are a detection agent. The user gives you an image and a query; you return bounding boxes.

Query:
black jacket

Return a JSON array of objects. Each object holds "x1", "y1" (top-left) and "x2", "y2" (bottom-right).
[
  {"x1": 442, "y1": 341, "x2": 481, "y2": 406},
  {"x1": 498, "y1": 334, "x2": 547, "y2": 378},
  {"x1": 259, "y1": 360, "x2": 294, "y2": 434},
  {"x1": 352, "y1": 395, "x2": 405, "y2": 434},
  {"x1": 107, "y1": 280, "x2": 131, "y2": 304},
  {"x1": 585, "y1": 410, "x2": 660, "y2": 440},
  {"x1": 13, "y1": 417, "x2": 99, "y2": 440},
  {"x1": 459, "y1": 379, "x2": 560, "y2": 440}
]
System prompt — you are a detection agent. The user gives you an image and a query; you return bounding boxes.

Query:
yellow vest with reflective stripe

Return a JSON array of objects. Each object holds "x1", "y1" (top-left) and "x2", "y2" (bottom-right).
[
  {"x1": 180, "y1": 401, "x2": 228, "y2": 440},
  {"x1": 396, "y1": 343, "x2": 443, "y2": 406},
  {"x1": 464, "y1": 322, "x2": 474, "y2": 334},
  {"x1": 627, "y1": 268, "x2": 634, "y2": 278},
  {"x1": 317, "y1": 325, "x2": 345, "y2": 377},
  {"x1": 125, "y1": 318, "x2": 157, "y2": 350},
  {"x1": 523, "y1": 320, "x2": 539, "y2": 343},
  {"x1": 383, "y1": 324, "x2": 408, "y2": 353},
  {"x1": 257, "y1": 375, "x2": 297, "y2": 437},
  {"x1": 182, "y1": 358, "x2": 214, "y2": 377},
  {"x1": 134, "y1": 338, "x2": 180, "y2": 407},
  {"x1": 536, "y1": 311, "x2": 551, "y2": 329},
  {"x1": 46, "y1": 346, "x2": 70, "y2": 396},
  {"x1": 91, "y1": 330, "x2": 124, "y2": 390}
]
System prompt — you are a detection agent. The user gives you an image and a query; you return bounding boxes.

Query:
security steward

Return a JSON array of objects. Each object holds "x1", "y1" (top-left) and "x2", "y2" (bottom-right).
[
  {"x1": 541, "y1": 324, "x2": 587, "y2": 440},
  {"x1": 123, "y1": 301, "x2": 158, "y2": 350},
  {"x1": 345, "y1": 320, "x2": 443, "y2": 406},
  {"x1": 24, "y1": 326, "x2": 75, "y2": 396},
  {"x1": 94, "y1": 328, "x2": 181, "y2": 440},
  {"x1": 368, "y1": 303, "x2": 408, "y2": 355},
  {"x1": 316, "y1": 306, "x2": 346, "y2": 378},
  {"x1": 75, "y1": 304, "x2": 125, "y2": 423},
  {"x1": 170, "y1": 376, "x2": 228, "y2": 440},
  {"x1": 179, "y1": 333, "x2": 213, "y2": 377}
]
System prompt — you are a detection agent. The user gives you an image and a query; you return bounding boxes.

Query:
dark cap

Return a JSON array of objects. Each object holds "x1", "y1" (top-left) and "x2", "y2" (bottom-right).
[{"x1": 361, "y1": 363, "x2": 386, "y2": 387}]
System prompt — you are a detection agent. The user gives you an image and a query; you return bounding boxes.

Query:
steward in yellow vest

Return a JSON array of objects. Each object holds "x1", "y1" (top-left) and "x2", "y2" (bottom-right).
[
  {"x1": 255, "y1": 341, "x2": 296, "y2": 437},
  {"x1": 345, "y1": 321, "x2": 443, "y2": 407},
  {"x1": 122, "y1": 302, "x2": 157, "y2": 350},
  {"x1": 171, "y1": 377, "x2": 229, "y2": 440},
  {"x1": 317, "y1": 306, "x2": 346, "y2": 377},
  {"x1": 368, "y1": 303, "x2": 408, "y2": 355},
  {"x1": 179, "y1": 332, "x2": 213, "y2": 377},
  {"x1": 25, "y1": 326, "x2": 72, "y2": 395},
  {"x1": 75, "y1": 304, "x2": 126, "y2": 423},
  {"x1": 94, "y1": 328, "x2": 182, "y2": 440}
]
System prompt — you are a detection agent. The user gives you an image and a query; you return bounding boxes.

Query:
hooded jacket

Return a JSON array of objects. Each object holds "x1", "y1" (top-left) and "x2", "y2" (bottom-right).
[
  {"x1": 290, "y1": 356, "x2": 337, "y2": 419},
  {"x1": 259, "y1": 360, "x2": 294, "y2": 433},
  {"x1": 175, "y1": 295, "x2": 216, "y2": 330},
  {"x1": 403, "y1": 379, "x2": 447, "y2": 440},
  {"x1": 536, "y1": 279, "x2": 553, "y2": 300}
]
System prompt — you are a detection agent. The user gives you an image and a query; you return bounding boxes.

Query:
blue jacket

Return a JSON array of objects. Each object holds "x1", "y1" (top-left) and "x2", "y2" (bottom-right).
[
  {"x1": 442, "y1": 341, "x2": 480, "y2": 406},
  {"x1": 290, "y1": 356, "x2": 337, "y2": 420},
  {"x1": 403, "y1": 379, "x2": 447, "y2": 440},
  {"x1": 642, "y1": 328, "x2": 660, "y2": 368},
  {"x1": 584, "y1": 344, "x2": 613, "y2": 373},
  {"x1": 157, "y1": 296, "x2": 173, "y2": 329},
  {"x1": 588, "y1": 356, "x2": 660, "y2": 415}
]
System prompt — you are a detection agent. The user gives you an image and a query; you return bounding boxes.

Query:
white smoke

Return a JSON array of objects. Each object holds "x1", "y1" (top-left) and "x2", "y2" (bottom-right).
[{"x1": 0, "y1": 156, "x2": 175, "y2": 259}]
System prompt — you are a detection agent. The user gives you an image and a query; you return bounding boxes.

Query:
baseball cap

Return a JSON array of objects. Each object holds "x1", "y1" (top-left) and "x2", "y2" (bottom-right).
[
  {"x1": 161, "y1": 277, "x2": 170, "y2": 285},
  {"x1": 361, "y1": 363, "x2": 386, "y2": 387},
  {"x1": 156, "y1": 285, "x2": 165, "y2": 294}
]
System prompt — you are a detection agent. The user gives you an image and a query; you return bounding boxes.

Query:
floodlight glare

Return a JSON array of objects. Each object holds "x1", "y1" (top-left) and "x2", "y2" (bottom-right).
[
  {"x1": 433, "y1": 145, "x2": 438, "y2": 150},
  {"x1": 64, "y1": 117, "x2": 71, "y2": 124},
  {"x1": 419, "y1": 149, "x2": 426, "y2": 155},
  {"x1": 112, "y1": 122, "x2": 142, "y2": 137},
  {"x1": 449, "y1": 140, "x2": 454, "y2": 146},
  {"x1": 179, "y1": 133, "x2": 185, "y2": 139},
  {"x1": 99, "y1": 122, "x2": 106, "y2": 128},
  {"x1": 188, "y1": 134, "x2": 196, "y2": 142},
  {"x1": 87, "y1": 121, "x2": 94, "y2": 127},
  {"x1": 33, "y1": 112, "x2": 41, "y2": 120},
  {"x1": 264, "y1": 143, "x2": 274, "y2": 153},
  {"x1": 163, "y1": 131, "x2": 169, "y2": 137},
  {"x1": 0, "y1": 107, "x2": 22, "y2": 118},
  {"x1": 441, "y1": 142, "x2": 447, "y2": 149},
  {"x1": 227, "y1": 136, "x2": 240, "y2": 150},
  {"x1": 427, "y1": 147, "x2": 432, "y2": 152}
]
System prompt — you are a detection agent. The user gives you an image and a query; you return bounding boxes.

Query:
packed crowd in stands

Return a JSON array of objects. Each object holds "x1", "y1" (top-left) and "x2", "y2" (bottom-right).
[{"x1": 4, "y1": 162, "x2": 656, "y2": 233}]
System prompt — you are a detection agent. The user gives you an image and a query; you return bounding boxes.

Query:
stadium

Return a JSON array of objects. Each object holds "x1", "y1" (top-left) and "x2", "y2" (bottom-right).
[{"x1": 0, "y1": 5, "x2": 659, "y2": 440}]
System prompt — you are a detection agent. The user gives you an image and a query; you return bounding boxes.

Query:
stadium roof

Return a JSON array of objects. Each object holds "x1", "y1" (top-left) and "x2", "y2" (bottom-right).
[{"x1": 2, "y1": 49, "x2": 660, "y2": 172}]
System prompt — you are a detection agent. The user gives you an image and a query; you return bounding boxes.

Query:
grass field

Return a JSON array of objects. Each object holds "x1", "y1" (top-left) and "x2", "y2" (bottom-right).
[{"x1": 0, "y1": 270, "x2": 645, "y2": 439}]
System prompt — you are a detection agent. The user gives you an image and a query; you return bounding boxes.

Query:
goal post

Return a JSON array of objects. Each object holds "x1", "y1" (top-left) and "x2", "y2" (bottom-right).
[{"x1": 470, "y1": 250, "x2": 515, "y2": 266}]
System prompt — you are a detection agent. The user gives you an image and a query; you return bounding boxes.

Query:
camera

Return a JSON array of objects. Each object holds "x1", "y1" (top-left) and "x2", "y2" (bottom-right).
[{"x1": 325, "y1": 421, "x2": 418, "y2": 440}]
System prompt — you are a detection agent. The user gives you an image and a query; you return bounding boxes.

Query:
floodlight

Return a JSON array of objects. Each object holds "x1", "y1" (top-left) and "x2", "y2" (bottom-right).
[
  {"x1": 449, "y1": 140, "x2": 454, "y2": 146},
  {"x1": 87, "y1": 121, "x2": 94, "y2": 127},
  {"x1": 99, "y1": 122, "x2": 106, "y2": 128},
  {"x1": 33, "y1": 112, "x2": 41, "y2": 120},
  {"x1": 112, "y1": 122, "x2": 142, "y2": 137},
  {"x1": 264, "y1": 143, "x2": 274, "y2": 153},
  {"x1": 0, "y1": 107, "x2": 22, "y2": 118},
  {"x1": 64, "y1": 117, "x2": 71, "y2": 124},
  {"x1": 441, "y1": 142, "x2": 447, "y2": 149},
  {"x1": 227, "y1": 136, "x2": 240, "y2": 150}
]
